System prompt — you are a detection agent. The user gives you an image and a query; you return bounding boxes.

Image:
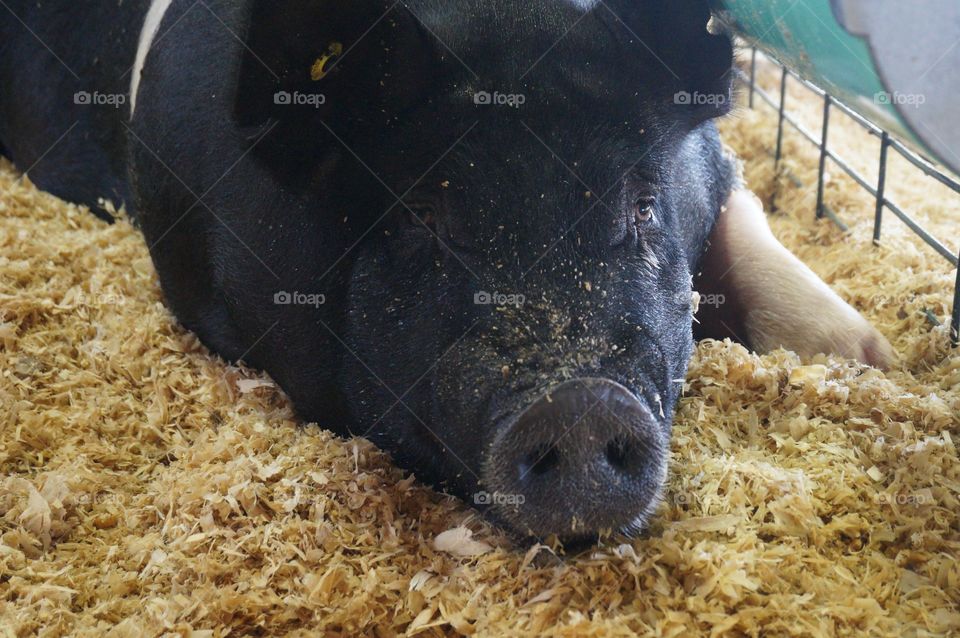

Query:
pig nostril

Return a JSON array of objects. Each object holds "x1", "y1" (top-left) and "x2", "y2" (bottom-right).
[
  {"x1": 605, "y1": 437, "x2": 636, "y2": 471},
  {"x1": 520, "y1": 445, "x2": 561, "y2": 477}
]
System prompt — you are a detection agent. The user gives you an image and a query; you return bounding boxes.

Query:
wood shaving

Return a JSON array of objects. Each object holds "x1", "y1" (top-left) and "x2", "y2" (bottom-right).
[{"x1": 434, "y1": 527, "x2": 493, "y2": 558}]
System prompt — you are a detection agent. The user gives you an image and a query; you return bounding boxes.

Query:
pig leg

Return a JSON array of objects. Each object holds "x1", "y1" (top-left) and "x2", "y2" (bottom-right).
[{"x1": 694, "y1": 189, "x2": 896, "y2": 369}]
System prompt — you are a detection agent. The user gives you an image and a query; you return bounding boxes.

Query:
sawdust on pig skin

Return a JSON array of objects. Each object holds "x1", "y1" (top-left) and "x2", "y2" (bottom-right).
[{"x1": 2, "y1": 58, "x2": 960, "y2": 636}]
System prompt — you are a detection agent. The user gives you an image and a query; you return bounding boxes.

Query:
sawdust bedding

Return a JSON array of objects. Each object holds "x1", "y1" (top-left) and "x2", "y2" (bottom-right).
[{"x1": 2, "y1": 62, "x2": 959, "y2": 637}]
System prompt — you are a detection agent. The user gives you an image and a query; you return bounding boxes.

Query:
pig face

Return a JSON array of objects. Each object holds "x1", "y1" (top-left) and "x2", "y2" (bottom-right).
[
  {"x1": 235, "y1": 0, "x2": 734, "y2": 540},
  {"x1": 345, "y1": 130, "x2": 699, "y2": 540}
]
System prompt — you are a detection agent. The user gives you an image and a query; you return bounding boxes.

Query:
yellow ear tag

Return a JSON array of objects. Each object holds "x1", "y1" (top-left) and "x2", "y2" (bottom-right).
[{"x1": 311, "y1": 41, "x2": 344, "y2": 81}]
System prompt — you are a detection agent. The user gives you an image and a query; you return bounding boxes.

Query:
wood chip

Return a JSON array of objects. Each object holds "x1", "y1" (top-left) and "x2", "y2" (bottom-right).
[{"x1": 434, "y1": 527, "x2": 493, "y2": 558}]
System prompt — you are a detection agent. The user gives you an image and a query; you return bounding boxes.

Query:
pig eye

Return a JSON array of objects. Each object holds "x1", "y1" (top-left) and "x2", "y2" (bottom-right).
[{"x1": 634, "y1": 196, "x2": 656, "y2": 224}]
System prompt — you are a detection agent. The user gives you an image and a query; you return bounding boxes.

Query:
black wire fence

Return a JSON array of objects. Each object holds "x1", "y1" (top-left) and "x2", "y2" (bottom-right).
[{"x1": 737, "y1": 47, "x2": 960, "y2": 347}]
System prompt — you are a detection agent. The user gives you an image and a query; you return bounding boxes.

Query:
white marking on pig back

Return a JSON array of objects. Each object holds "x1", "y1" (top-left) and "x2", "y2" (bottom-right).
[{"x1": 130, "y1": 0, "x2": 175, "y2": 119}]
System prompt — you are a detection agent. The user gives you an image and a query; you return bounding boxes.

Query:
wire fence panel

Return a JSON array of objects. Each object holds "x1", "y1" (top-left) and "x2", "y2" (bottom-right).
[{"x1": 737, "y1": 48, "x2": 960, "y2": 346}]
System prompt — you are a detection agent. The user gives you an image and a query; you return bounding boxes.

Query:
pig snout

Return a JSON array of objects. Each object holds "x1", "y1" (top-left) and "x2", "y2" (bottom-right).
[{"x1": 486, "y1": 378, "x2": 668, "y2": 539}]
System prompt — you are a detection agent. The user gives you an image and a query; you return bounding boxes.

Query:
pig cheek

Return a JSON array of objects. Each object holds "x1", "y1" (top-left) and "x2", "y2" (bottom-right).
[
  {"x1": 637, "y1": 256, "x2": 694, "y2": 387},
  {"x1": 430, "y1": 343, "x2": 508, "y2": 489},
  {"x1": 344, "y1": 255, "x2": 485, "y2": 488},
  {"x1": 341, "y1": 265, "x2": 430, "y2": 432}
]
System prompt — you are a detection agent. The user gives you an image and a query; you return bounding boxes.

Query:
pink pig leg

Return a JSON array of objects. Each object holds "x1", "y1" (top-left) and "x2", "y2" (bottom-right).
[{"x1": 695, "y1": 189, "x2": 896, "y2": 369}]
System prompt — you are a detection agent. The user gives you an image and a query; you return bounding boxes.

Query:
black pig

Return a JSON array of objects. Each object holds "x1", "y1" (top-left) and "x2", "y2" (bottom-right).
[{"x1": 0, "y1": 0, "x2": 893, "y2": 540}]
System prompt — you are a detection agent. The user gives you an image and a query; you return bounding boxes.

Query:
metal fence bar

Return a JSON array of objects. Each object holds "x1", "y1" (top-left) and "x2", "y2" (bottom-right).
[
  {"x1": 825, "y1": 148, "x2": 877, "y2": 196},
  {"x1": 954, "y1": 268, "x2": 960, "y2": 343},
  {"x1": 881, "y1": 200, "x2": 959, "y2": 265},
  {"x1": 825, "y1": 91, "x2": 884, "y2": 137},
  {"x1": 782, "y1": 111, "x2": 820, "y2": 147},
  {"x1": 745, "y1": 76, "x2": 874, "y2": 204},
  {"x1": 816, "y1": 96, "x2": 832, "y2": 220},
  {"x1": 736, "y1": 47, "x2": 960, "y2": 346},
  {"x1": 887, "y1": 137, "x2": 960, "y2": 194},
  {"x1": 820, "y1": 205, "x2": 849, "y2": 232},
  {"x1": 874, "y1": 132, "x2": 890, "y2": 245},
  {"x1": 774, "y1": 68, "x2": 788, "y2": 167}
]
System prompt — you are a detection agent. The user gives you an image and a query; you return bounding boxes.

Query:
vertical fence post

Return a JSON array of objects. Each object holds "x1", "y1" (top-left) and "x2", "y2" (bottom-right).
[
  {"x1": 953, "y1": 263, "x2": 960, "y2": 346},
  {"x1": 771, "y1": 67, "x2": 789, "y2": 212},
  {"x1": 774, "y1": 68, "x2": 788, "y2": 168},
  {"x1": 873, "y1": 132, "x2": 890, "y2": 245},
  {"x1": 816, "y1": 96, "x2": 831, "y2": 219}
]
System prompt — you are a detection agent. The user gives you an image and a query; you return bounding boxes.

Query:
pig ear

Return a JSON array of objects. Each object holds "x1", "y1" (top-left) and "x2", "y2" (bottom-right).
[
  {"x1": 612, "y1": 0, "x2": 734, "y2": 123},
  {"x1": 661, "y1": 1, "x2": 733, "y2": 122},
  {"x1": 672, "y1": 17, "x2": 734, "y2": 123},
  {"x1": 232, "y1": 1, "x2": 435, "y2": 130}
]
